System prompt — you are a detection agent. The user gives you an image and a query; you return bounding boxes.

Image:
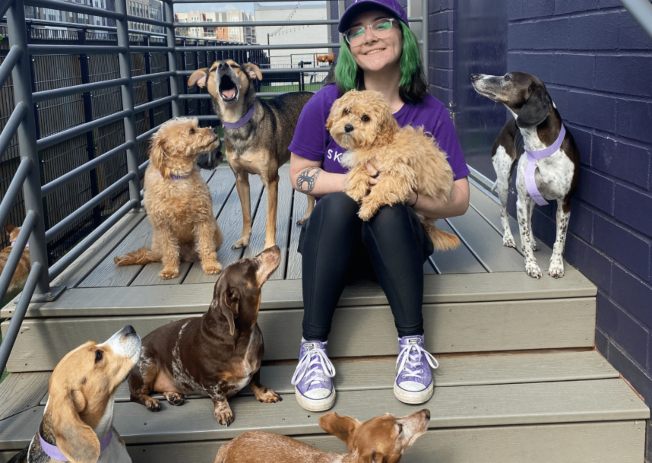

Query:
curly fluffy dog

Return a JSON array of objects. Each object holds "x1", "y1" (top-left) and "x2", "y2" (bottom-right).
[
  {"x1": 114, "y1": 118, "x2": 223, "y2": 279},
  {"x1": 327, "y1": 90, "x2": 460, "y2": 250}
]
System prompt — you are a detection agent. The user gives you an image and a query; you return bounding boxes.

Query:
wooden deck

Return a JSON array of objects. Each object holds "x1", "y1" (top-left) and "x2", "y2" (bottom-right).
[{"x1": 0, "y1": 165, "x2": 648, "y2": 463}]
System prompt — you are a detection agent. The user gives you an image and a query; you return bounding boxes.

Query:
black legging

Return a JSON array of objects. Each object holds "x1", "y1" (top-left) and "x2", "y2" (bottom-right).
[{"x1": 299, "y1": 192, "x2": 434, "y2": 341}]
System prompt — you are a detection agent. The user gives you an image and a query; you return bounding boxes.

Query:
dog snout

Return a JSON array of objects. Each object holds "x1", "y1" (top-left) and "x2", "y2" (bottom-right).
[
  {"x1": 344, "y1": 123, "x2": 354, "y2": 133},
  {"x1": 470, "y1": 73, "x2": 481, "y2": 82},
  {"x1": 422, "y1": 408, "x2": 431, "y2": 420}
]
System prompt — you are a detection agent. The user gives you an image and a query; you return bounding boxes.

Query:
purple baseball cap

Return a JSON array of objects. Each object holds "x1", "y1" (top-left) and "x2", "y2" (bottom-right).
[{"x1": 338, "y1": 0, "x2": 409, "y2": 33}]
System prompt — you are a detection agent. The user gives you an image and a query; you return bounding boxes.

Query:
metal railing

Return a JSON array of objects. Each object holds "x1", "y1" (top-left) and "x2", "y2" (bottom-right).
[{"x1": 0, "y1": 0, "x2": 428, "y2": 373}]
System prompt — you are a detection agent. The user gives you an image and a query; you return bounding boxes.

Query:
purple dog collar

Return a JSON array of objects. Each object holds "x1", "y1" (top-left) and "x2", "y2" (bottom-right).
[
  {"x1": 39, "y1": 430, "x2": 113, "y2": 461},
  {"x1": 524, "y1": 124, "x2": 566, "y2": 206},
  {"x1": 222, "y1": 106, "x2": 255, "y2": 130}
]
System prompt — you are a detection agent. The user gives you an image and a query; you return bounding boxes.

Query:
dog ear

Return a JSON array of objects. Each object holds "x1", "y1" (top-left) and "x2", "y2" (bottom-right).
[
  {"x1": 188, "y1": 68, "x2": 209, "y2": 88},
  {"x1": 243, "y1": 63, "x2": 263, "y2": 82},
  {"x1": 48, "y1": 388, "x2": 101, "y2": 463},
  {"x1": 210, "y1": 277, "x2": 240, "y2": 336},
  {"x1": 148, "y1": 132, "x2": 170, "y2": 178},
  {"x1": 319, "y1": 412, "x2": 361, "y2": 449},
  {"x1": 516, "y1": 82, "x2": 550, "y2": 127}
]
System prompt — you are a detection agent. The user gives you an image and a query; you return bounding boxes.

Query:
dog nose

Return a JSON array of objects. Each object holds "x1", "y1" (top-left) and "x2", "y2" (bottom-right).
[
  {"x1": 422, "y1": 409, "x2": 431, "y2": 420},
  {"x1": 470, "y1": 74, "x2": 480, "y2": 81},
  {"x1": 218, "y1": 62, "x2": 228, "y2": 71},
  {"x1": 344, "y1": 123, "x2": 354, "y2": 133}
]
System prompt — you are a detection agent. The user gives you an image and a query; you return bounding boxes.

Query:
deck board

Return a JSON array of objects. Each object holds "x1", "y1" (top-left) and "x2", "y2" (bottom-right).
[
  {"x1": 1, "y1": 377, "x2": 647, "y2": 449},
  {"x1": 4, "y1": 296, "x2": 596, "y2": 371},
  {"x1": 0, "y1": 373, "x2": 49, "y2": 421},
  {"x1": 55, "y1": 350, "x2": 618, "y2": 403}
]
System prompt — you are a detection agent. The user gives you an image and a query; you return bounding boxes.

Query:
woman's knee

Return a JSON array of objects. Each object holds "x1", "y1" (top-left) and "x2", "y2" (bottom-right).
[{"x1": 313, "y1": 192, "x2": 358, "y2": 218}]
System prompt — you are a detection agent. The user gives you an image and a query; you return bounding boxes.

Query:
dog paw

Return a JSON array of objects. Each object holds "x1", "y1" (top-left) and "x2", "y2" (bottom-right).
[
  {"x1": 548, "y1": 259, "x2": 565, "y2": 278},
  {"x1": 163, "y1": 392, "x2": 185, "y2": 406},
  {"x1": 357, "y1": 205, "x2": 376, "y2": 221},
  {"x1": 144, "y1": 397, "x2": 161, "y2": 411},
  {"x1": 254, "y1": 387, "x2": 282, "y2": 403},
  {"x1": 525, "y1": 261, "x2": 542, "y2": 279},
  {"x1": 232, "y1": 237, "x2": 249, "y2": 249},
  {"x1": 502, "y1": 235, "x2": 516, "y2": 248},
  {"x1": 214, "y1": 405, "x2": 234, "y2": 426},
  {"x1": 202, "y1": 261, "x2": 222, "y2": 275},
  {"x1": 159, "y1": 268, "x2": 179, "y2": 279}
]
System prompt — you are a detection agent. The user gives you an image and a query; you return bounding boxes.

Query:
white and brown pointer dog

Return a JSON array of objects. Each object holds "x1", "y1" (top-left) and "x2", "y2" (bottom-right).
[
  {"x1": 9, "y1": 326, "x2": 141, "y2": 463},
  {"x1": 188, "y1": 60, "x2": 315, "y2": 250},
  {"x1": 471, "y1": 72, "x2": 580, "y2": 278}
]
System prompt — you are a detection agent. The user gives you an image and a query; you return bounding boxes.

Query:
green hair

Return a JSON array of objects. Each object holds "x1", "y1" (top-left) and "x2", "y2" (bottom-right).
[{"x1": 334, "y1": 20, "x2": 428, "y2": 103}]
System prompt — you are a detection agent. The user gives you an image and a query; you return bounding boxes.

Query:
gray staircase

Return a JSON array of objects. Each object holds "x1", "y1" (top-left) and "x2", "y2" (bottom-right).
[{"x1": 0, "y1": 176, "x2": 648, "y2": 462}]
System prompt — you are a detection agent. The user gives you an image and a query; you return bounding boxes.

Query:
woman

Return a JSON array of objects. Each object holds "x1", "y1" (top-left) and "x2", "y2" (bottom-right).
[{"x1": 288, "y1": 0, "x2": 470, "y2": 412}]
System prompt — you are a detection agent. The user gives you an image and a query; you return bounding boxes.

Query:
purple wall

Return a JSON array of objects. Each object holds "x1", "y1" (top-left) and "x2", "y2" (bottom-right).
[{"x1": 429, "y1": 0, "x2": 652, "y2": 456}]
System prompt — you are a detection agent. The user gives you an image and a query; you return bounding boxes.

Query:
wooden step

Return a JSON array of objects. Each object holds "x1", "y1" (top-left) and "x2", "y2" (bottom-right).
[
  {"x1": 2, "y1": 292, "x2": 596, "y2": 371},
  {"x1": 0, "y1": 352, "x2": 646, "y2": 463}
]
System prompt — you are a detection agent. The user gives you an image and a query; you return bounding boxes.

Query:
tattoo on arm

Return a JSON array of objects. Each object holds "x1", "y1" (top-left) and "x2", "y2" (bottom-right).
[{"x1": 296, "y1": 167, "x2": 322, "y2": 193}]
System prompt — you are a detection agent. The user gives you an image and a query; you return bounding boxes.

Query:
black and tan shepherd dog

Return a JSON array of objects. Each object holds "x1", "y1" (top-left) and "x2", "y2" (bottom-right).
[{"x1": 189, "y1": 60, "x2": 314, "y2": 250}]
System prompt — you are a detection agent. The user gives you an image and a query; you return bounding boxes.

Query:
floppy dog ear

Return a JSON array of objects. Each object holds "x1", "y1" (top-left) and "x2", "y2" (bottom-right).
[
  {"x1": 48, "y1": 389, "x2": 101, "y2": 463},
  {"x1": 148, "y1": 132, "x2": 170, "y2": 178},
  {"x1": 517, "y1": 82, "x2": 550, "y2": 127},
  {"x1": 243, "y1": 63, "x2": 263, "y2": 82},
  {"x1": 188, "y1": 68, "x2": 209, "y2": 88},
  {"x1": 210, "y1": 277, "x2": 240, "y2": 336},
  {"x1": 319, "y1": 412, "x2": 361, "y2": 449}
]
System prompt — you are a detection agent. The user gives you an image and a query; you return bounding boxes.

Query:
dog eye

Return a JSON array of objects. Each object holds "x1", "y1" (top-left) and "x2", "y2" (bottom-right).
[
  {"x1": 361, "y1": 114, "x2": 370, "y2": 122},
  {"x1": 229, "y1": 63, "x2": 240, "y2": 69},
  {"x1": 94, "y1": 350, "x2": 103, "y2": 363},
  {"x1": 189, "y1": 127, "x2": 196, "y2": 134},
  {"x1": 504, "y1": 73, "x2": 512, "y2": 82},
  {"x1": 342, "y1": 107, "x2": 350, "y2": 116},
  {"x1": 397, "y1": 423, "x2": 403, "y2": 434}
]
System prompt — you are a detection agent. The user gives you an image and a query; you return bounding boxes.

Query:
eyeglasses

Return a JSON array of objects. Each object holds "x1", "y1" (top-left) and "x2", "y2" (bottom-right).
[{"x1": 343, "y1": 17, "x2": 397, "y2": 46}]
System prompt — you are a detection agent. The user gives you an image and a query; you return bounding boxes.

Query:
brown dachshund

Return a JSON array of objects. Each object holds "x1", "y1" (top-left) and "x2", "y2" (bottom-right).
[
  {"x1": 128, "y1": 246, "x2": 282, "y2": 426},
  {"x1": 214, "y1": 409, "x2": 431, "y2": 463}
]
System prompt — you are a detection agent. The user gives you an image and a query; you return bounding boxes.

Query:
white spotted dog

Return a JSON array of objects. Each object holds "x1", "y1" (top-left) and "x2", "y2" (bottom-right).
[{"x1": 470, "y1": 72, "x2": 580, "y2": 278}]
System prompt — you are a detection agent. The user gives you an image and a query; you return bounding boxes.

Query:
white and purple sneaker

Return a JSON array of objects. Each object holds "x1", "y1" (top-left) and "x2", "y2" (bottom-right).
[
  {"x1": 291, "y1": 339, "x2": 336, "y2": 411},
  {"x1": 394, "y1": 335, "x2": 439, "y2": 404}
]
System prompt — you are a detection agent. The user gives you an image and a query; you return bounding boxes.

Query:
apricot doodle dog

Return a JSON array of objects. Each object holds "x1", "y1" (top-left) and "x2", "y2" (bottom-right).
[
  {"x1": 327, "y1": 90, "x2": 460, "y2": 251},
  {"x1": 114, "y1": 118, "x2": 223, "y2": 279}
]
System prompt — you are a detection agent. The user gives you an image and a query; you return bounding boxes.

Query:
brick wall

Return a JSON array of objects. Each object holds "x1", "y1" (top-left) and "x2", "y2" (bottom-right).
[
  {"x1": 427, "y1": 0, "x2": 454, "y2": 103},
  {"x1": 504, "y1": 0, "x2": 652, "y2": 457}
]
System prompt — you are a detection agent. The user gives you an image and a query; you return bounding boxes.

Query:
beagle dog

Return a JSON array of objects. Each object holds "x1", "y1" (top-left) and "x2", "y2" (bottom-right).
[
  {"x1": 214, "y1": 409, "x2": 431, "y2": 463},
  {"x1": 471, "y1": 72, "x2": 580, "y2": 278},
  {"x1": 128, "y1": 246, "x2": 282, "y2": 426},
  {"x1": 10, "y1": 326, "x2": 141, "y2": 463}
]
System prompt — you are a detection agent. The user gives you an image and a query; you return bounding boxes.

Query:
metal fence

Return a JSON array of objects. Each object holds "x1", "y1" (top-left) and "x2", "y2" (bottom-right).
[{"x1": 0, "y1": 0, "x2": 427, "y2": 373}]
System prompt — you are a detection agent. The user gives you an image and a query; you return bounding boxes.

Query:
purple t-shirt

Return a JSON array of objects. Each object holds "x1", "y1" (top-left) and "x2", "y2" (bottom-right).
[{"x1": 289, "y1": 83, "x2": 469, "y2": 180}]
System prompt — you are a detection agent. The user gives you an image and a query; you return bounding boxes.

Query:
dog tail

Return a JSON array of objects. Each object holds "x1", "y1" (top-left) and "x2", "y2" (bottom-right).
[
  {"x1": 114, "y1": 248, "x2": 161, "y2": 266},
  {"x1": 426, "y1": 224, "x2": 461, "y2": 251}
]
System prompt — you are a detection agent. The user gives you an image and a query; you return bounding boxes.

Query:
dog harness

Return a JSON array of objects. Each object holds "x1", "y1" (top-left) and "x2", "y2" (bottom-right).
[
  {"x1": 222, "y1": 105, "x2": 255, "y2": 130},
  {"x1": 39, "y1": 430, "x2": 113, "y2": 461},
  {"x1": 524, "y1": 124, "x2": 566, "y2": 206}
]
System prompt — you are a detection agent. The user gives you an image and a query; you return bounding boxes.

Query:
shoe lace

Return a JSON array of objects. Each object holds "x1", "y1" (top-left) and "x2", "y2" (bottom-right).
[
  {"x1": 396, "y1": 342, "x2": 439, "y2": 379},
  {"x1": 291, "y1": 346, "x2": 336, "y2": 388}
]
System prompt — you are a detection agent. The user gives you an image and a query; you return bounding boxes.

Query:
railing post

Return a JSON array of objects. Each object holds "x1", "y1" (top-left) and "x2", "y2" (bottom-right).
[
  {"x1": 115, "y1": 0, "x2": 141, "y2": 205},
  {"x1": 144, "y1": 34, "x2": 155, "y2": 129},
  {"x1": 6, "y1": 0, "x2": 55, "y2": 299},
  {"x1": 163, "y1": 0, "x2": 180, "y2": 118}
]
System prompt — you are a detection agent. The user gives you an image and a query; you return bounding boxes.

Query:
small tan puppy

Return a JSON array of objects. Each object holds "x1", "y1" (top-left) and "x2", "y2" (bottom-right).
[
  {"x1": 10, "y1": 326, "x2": 141, "y2": 463},
  {"x1": 327, "y1": 90, "x2": 460, "y2": 251},
  {"x1": 215, "y1": 409, "x2": 430, "y2": 463},
  {"x1": 114, "y1": 118, "x2": 223, "y2": 279},
  {"x1": 0, "y1": 225, "x2": 30, "y2": 296}
]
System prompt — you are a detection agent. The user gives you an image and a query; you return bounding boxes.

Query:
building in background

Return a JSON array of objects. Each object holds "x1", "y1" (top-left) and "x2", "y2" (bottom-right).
[
  {"x1": 176, "y1": 10, "x2": 255, "y2": 43},
  {"x1": 254, "y1": 1, "x2": 328, "y2": 68},
  {"x1": 25, "y1": 0, "x2": 164, "y2": 34}
]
